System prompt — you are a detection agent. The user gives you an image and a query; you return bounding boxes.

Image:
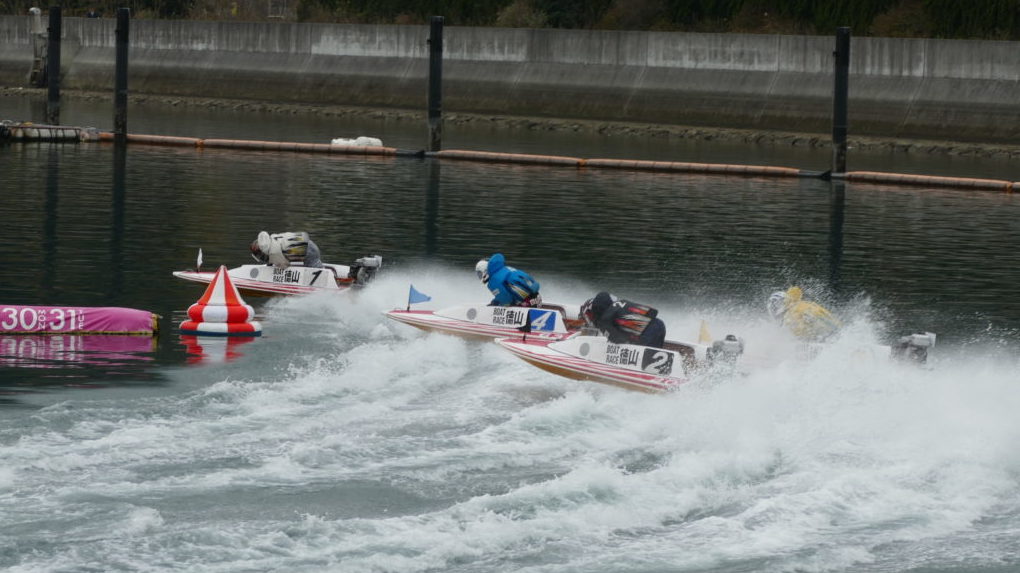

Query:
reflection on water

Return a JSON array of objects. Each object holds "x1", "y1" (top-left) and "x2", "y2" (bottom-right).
[
  {"x1": 2, "y1": 96, "x2": 1020, "y2": 392},
  {"x1": 425, "y1": 160, "x2": 440, "y2": 256},
  {"x1": 828, "y1": 181, "x2": 845, "y2": 291},
  {"x1": 179, "y1": 334, "x2": 258, "y2": 365},
  {"x1": 0, "y1": 334, "x2": 155, "y2": 368},
  {"x1": 0, "y1": 333, "x2": 160, "y2": 405}
]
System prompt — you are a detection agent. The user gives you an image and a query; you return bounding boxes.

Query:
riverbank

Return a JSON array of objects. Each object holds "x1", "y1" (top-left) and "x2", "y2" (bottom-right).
[{"x1": 5, "y1": 86, "x2": 1020, "y2": 160}]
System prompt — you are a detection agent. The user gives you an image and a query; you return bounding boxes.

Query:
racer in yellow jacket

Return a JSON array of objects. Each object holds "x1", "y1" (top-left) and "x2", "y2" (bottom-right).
[{"x1": 767, "y1": 286, "x2": 842, "y2": 342}]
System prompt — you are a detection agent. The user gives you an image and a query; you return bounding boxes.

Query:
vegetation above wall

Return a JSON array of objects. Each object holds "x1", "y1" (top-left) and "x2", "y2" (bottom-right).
[{"x1": 3, "y1": 0, "x2": 1019, "y2": 40}]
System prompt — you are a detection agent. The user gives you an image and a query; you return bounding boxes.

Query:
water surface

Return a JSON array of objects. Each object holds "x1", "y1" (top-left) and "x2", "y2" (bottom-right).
[{"x1": 1, "y1": 95, "x2": 1019, "y2": 573}]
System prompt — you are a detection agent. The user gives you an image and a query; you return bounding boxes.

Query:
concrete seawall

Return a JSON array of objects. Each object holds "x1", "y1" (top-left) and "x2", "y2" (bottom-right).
[{"x1": 1, "y1": 16, "x2": 1018, "y2": 143}]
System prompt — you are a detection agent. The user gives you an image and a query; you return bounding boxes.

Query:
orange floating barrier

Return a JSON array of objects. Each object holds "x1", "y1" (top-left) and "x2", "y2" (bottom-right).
[
  {"x1": 128, "y1": 134, "x2": 202, "y2": 147},
  {"x1": 433, "y1": 149, "x2": 583, "y2": 167},
  {"x1": 845, "y1": 171, "x2": 1013, "y2": 192},
  {"x1": 584, "y1": 158, "x2": 803, "y2": 177},
  {"x1": 84, "y1": 128, "x2": 1017, "y2": 192},
  {"x1": 97, "y1": 132, "x2": 200, "y2": 146}
]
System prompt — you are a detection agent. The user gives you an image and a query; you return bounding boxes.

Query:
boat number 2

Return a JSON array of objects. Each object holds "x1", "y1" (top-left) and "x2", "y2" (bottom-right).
[{"x1": 641, "y1": 349, "x2": 674, "y2": 375}]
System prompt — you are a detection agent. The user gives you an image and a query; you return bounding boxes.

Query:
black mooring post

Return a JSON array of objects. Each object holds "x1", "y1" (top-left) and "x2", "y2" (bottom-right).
[
  {"x1": 427, "y1": 16, "x2": 444, "y2": 152},
  {"x1": 45, "y1": 6, "x2": 61, "y2": 125},
  {"x1": 832, "y1": 27, "x2": 851, "y2": 175},
  {"x1": 114, "y1": 8, "x2": 130, "y2": 145}
]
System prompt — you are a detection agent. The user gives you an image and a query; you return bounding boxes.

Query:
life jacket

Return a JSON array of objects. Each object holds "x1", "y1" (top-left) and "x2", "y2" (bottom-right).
[
  {"x1": 506, "y1": 272, "x2": 540, "y2": 302},
  {"x1": 274, "y1": 232, "x2": 312, "y2": 263},
  {"x1": 486, "y1": 253, "x2": 540, "y2": 305},
  {"x1": 610, "y1": 300, "x2": 658, "y2": 338},
  {"x1": 784, "y1": 300, "x2": 841, "y2": 341}
]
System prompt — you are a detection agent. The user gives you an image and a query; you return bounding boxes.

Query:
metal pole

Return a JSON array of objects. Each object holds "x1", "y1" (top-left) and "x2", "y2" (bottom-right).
[
  {"x1": 45, "y1": 6, "x2": 61, "y2": 125},
  {"x1": 114, "y1": 8, "x2": 130, "y2": 145},
  {"x1": 831, "y1": 27, "x2": 851, "y2": 175},
  {"x1": 427, "y1": 16, "x2": 444, "y2": 152}
]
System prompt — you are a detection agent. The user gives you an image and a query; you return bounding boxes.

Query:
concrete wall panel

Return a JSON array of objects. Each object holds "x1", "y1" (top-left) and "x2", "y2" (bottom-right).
[{"x1": 2, "y1": 16, "x2": 1019, "y2": 142}]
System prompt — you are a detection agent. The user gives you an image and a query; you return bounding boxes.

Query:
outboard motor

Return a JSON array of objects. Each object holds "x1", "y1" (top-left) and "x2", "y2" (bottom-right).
[
  {"x1": 349, "y1": 255, "x2": 383, "y2": 285},
  {"x1": 890, "y1": 331, "x2": 936, "y2": 364},
  {"x1": 707, "y1": 334, "x2": 744, "y2": 366}
]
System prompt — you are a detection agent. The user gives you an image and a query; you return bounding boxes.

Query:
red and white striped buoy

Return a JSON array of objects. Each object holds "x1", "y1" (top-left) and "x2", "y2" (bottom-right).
[{"x1": 179, "y1": 265, "x2": 262, "y2": 336}]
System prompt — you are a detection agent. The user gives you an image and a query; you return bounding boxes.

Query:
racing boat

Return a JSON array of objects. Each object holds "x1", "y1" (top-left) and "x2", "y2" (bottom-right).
[
  {"x1": 174, "y1": 252, "x2": 382, "y2": 297},
  {"x1": 803, "y1": 331, "x2": 937, "y2": 364},
  {"x1": 496, "y1": 332, "x2": 745, "y2": 393},
  {"x1": 386, "y1": 302, "x2": 583, "y2": 341},
  {"x1": 764, "y1": 287, "x2": 937, "y2": 364}
]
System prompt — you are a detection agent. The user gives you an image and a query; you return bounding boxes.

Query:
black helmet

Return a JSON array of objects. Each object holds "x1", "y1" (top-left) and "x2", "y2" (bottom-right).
[{"x1": 581, "y1": 292, "x2": 613, "y2": 325}]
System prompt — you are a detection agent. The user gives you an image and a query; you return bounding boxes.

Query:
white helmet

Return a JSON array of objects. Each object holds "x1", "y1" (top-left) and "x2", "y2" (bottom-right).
[
  {"x1": 475, "y1": 259, "x2": 489, "y2": 283},
  {"x1": 766, "y1": 290, "x2": 788, "y2": 321}
]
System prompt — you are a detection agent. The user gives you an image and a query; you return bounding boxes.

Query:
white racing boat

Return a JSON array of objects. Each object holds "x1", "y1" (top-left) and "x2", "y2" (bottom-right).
[
  {"x1": 497, "y1": 327, "x2": 935, "y2": 394},
  {"x1": 497, "y1": 331, "x2": 745, "y2": 393},
  {"x1": 174, "y1": 253, "x2": 382, "y2": 297},
  {"x1": 386, "y1": 302, "x2": 583, "y2": 341},
  {"x1": 804, "y1": 331, "x2": 937, "y2": 364}
]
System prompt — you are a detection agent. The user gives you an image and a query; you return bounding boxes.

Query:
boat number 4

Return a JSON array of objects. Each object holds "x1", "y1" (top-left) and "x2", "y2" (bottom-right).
[{"x1": 526, "y1": 309, "x2": 556, "y2": 332}]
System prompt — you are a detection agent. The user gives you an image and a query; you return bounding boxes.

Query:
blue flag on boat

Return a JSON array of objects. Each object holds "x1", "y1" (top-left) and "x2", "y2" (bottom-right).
[{"x1": 407, "y1": 284, "x2": 432, "y2": 306}]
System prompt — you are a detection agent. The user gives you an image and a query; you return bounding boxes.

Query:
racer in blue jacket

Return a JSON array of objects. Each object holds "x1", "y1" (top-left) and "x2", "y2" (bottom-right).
[{"x1": 475, "y1": 253, "x2": 542, "y2": 307}]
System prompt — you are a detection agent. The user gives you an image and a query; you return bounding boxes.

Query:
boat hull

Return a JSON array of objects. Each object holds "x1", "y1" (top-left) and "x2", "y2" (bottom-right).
[
  {"x1": 497, "y1": 335, "x2": 698, "y2": 393},
  {"x1": 386, "y1": 304, "x2": 576, "y2": 341},
  {"x1": 173, "y1": 263, "x2": 355, "y2": 297}
]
